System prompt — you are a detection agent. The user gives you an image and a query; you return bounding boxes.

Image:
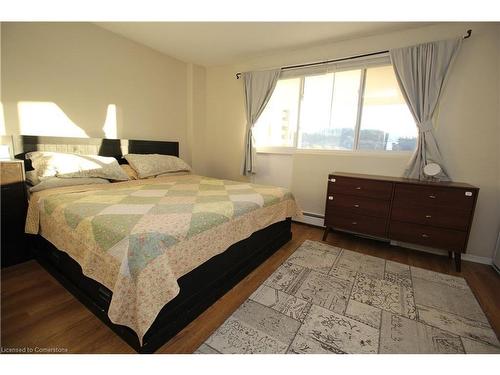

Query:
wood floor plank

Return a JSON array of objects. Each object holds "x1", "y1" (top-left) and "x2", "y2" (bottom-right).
[{"x1": 1, "y1": 222, "x2": 499, "y2": 353}]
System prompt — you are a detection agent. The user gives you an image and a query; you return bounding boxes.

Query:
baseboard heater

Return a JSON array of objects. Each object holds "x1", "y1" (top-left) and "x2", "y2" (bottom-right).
[
  {"x1": 294, "y1": 212, "x2": 325, "y2": 227},
  {"x1": 303, "y1": 212, "x2": 324, "y2": 219},
  {"x1": 295, "y1": 212, "x2": 387, "y2": 242}
]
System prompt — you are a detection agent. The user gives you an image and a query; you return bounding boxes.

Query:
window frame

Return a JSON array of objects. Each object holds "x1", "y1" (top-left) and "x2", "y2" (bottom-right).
[{"x1": 254, "y1": 60, "x2": 417, "y2": 155}]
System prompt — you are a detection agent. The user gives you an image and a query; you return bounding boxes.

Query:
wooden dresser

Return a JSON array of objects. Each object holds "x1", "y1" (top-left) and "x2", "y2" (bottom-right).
[
  {"x1": 1, "y1": 160, "x2": 31, "y2": 267},
  {"x1": 323, "y1": 172, "x2": 479, "y2": 271}
]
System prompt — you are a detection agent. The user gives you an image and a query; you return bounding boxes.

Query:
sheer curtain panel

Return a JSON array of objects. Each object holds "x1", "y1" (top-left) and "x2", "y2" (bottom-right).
[
  {"x1": 241, "y1": 69, "x2": 280, "y2": 175},
  {"x1": 390, "y1": 38, "x2": 462, "y2": 180}
]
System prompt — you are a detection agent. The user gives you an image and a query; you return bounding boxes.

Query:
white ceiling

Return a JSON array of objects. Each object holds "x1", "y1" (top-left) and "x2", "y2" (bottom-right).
[{"x1": 96, "y1": 22, "x2": 433, "y2": 66}]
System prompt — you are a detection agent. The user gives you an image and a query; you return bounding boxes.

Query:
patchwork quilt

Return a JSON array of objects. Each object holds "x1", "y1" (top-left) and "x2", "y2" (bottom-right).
[{"x1": 25, "y1": 174, "x2": 301, "y2": 344}]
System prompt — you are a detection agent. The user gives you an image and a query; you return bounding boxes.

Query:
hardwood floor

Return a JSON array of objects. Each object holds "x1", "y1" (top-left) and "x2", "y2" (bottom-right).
[{"x1": 2, "y1": 222, "x2": 499, "y2": 353}]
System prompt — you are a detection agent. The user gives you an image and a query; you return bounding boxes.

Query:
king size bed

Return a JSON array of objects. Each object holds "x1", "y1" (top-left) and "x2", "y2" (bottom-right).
[{"x1": 18, "y1": 136, "x2": 300, "y2": 353}]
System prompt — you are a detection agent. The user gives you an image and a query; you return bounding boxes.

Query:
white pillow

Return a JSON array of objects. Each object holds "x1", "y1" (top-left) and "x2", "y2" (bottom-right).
[
  {"x1": 124, "y1": 154, "x2": 191, "y2": 179},
  {"x1": 30, "y1": 176, "x2": 110, "y2": 193},
  {"x1": 26, "y1": 151, "x2": 129, "y2": 181}
]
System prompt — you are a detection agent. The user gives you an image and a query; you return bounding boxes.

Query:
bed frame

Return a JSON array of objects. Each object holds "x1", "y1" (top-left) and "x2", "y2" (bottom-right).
[{"x1": 18, "y1": 135, "x2": 292, "y2": 353}]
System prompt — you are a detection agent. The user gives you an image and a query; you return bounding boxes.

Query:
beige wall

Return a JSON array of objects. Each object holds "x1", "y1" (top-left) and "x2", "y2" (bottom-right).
[
  {"x1": 203, "y1": 22, "x2": 500, "y2": 259},
  {"x1": 0, "y1": 22, "x2": 4, "y2": 135},
  {"x1": 0, "y1": 21, "x2": 2, "y2": 101},
  {"x1": 497, "y1": 25, "x2": 500, "y2": 254},
  {"x1": 434, "y1": 23, "x2": 500, "y2": 260},
  {"x1": 1, "y1": 22, "x2": 191, "y2": 162},
  {"x1": 186, "y1": 63, "x2": 207, "y2": 174},
  {"x1": 204, "y1": 65, "x2": 246, "y2": 181}
]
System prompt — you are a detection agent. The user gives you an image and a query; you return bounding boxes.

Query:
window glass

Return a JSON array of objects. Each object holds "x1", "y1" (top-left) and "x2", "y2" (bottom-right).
[
  {"x1": 298, "y1": 70, "x2": 361, "y2": 150},
  {"x1": 358, "y1": 65, "x2": 417, "y2": 151},
  {"x1": 253, "y1": 78, "x2": 300, "y2": 147},
  {"x1": 253, "y1": 63, "x2": 417, "y2": 152}
]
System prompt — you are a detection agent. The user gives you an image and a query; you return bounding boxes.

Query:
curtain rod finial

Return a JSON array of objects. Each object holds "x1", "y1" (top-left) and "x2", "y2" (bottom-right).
[
  {"x1": 463, "y1": 29, "x2": 472, "y2": 39},
  {"x1": 236, "y1": 72, "x2": 242, "y2": 79}
]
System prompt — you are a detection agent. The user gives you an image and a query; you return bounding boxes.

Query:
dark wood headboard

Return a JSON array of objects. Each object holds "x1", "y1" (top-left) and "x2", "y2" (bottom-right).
[{"x1": 13, "y1": 135, "x2": 179, "y2": 169}]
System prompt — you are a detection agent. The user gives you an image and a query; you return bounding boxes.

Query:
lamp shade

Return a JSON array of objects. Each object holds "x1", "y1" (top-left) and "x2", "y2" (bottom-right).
[{"x1": 0, "y1": 135, "x2": 15, "y2": 160}]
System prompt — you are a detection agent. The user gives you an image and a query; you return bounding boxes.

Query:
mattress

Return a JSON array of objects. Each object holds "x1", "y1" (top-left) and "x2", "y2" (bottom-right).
[{"x1": 25, "y1": 174, "x2": 301, "y2": 343}]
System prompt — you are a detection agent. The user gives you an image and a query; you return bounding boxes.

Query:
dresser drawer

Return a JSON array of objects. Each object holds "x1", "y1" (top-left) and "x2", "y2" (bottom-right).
[
  {"x1": 329, "y1": 175, "x2": 393, "y2": 200},
  {"x1": 393, "y1": 183, "x2": 476, "y2": 211},
  {"x1": 326, "y1": 211, "x2": 387, "y2": 238},
  {"x1": 390, "y1": 205, "x2": 470, "y2": 231},
  {"x1": 389, "y1": 220, "x2": 467, "y2": 251},
  {"x1": 326, "y1": 193, "x2": 390, "y2": 219}
]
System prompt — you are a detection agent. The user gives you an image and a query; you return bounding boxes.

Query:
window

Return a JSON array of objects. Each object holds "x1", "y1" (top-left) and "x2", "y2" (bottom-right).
[
  {"x1": 253, "y1": 61, "x2": 417, "y2": 152},
  {"x1": 358, "y1": 66, "x2": 416, "y2": 151},
  {"x1": 252, "y1": 78, "x2": 300, "y2": 148},
  {"x1": 298, "y1": 70, "x2": 361, "y2": 150}
]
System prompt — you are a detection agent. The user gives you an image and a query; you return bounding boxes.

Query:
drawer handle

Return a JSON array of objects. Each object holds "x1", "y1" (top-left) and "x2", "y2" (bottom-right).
[
  {"x1": 353, "y1": 204, "x2": 360, "y2": 208},
  {"x1": 428, "y1": 195, "x2": 436, "y2": 199},
  {"x1": 421, "y1": 233, "x2": 429, "y2": 238},
  {"x1": 425, "y1": 215, "x2": 432, "y2": 218},
  {"x1": 352, "y1": 221, "x2": 357, "y2": 225},
  {"x1": 329, "y1": 178, "x2": 336, "y2": 183},
  {"x1": 355, "y1": 187, "x2": 362, "y2": 190},
  {"x1": 328, "y1": 196, "x2": 333, "y2": 200}
]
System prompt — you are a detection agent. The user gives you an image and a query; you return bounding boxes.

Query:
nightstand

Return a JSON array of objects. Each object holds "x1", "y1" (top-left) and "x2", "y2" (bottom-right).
[{"x1": 1, "y1": 159, "x2": 31, "y2": 267}]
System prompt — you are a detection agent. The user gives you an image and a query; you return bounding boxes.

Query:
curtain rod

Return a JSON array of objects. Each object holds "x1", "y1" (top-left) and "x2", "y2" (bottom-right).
[{"x1": 235, "y1": 29, "x2": 472, "y2": 79}]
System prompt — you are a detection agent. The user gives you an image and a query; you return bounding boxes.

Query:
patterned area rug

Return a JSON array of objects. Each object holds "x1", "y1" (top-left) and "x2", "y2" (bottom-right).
[{"x1": 196, "y1": 240, "x2": 500, "y2": 354}]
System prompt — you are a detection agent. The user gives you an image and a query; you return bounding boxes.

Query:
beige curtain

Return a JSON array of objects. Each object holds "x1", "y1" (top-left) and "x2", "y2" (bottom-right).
[
  {"x1": 390, "y1": 38, "x2": 462, "y2": 180},
  {"x1": 241, "y1": 69, "x2": 280, "y2": 176}
]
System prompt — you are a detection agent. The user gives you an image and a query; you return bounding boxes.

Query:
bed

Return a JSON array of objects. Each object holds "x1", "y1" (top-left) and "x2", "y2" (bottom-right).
[{"x1": 18, "y1": 136, "x2": 300, "y2": 353}]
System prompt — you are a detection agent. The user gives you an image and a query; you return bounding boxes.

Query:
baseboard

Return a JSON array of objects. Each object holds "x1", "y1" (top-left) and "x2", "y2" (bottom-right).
[
  {"x1": 493, "y1": 263, "x2": 500, "y2": 275},
  {"x1": 492, "y1": 231, "x2": 500, "y2": 274},
  {"x1": 390, "y1": 240, "x2": 493, "y2": 265},
  {"x1": 462, "y1": 253, "x2": 494, "y2": 265}
]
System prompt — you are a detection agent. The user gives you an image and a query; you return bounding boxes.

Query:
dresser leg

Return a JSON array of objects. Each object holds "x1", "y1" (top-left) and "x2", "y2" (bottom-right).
[
  {"x1": 454, "y1": 252, "x2": 462, "y2": 272},
  {"x1": 448, "y1": 251, "x2": 453, "y2": 259},
  {"x1": 322, "y1": 227, "x2": 330, "y2": 241}
]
